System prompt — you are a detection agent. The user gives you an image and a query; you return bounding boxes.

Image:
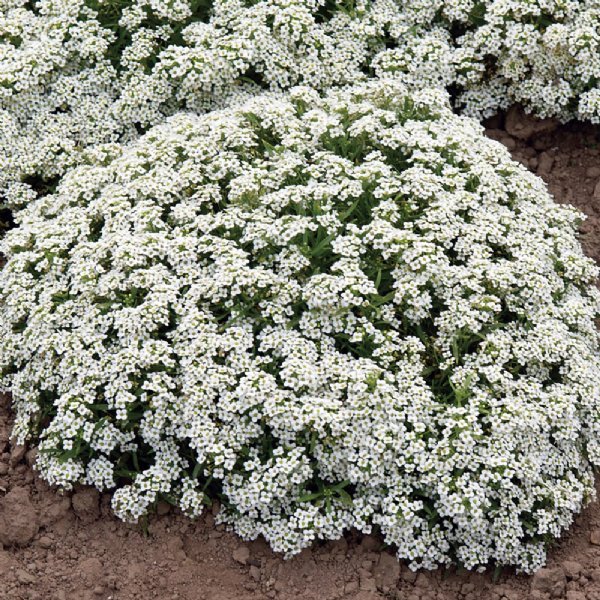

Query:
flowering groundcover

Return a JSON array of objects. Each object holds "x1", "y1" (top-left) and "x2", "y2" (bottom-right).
[
  {"x1": 1, "y1": 80, "x2": 599, "y2": 571},
  {"x1": 3, "y1": 0, "x2": 600, "y2": 209}
]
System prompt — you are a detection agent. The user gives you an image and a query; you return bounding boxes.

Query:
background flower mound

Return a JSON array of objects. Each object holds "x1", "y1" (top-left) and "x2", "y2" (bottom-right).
[{"x1": 1, "y1": 80, "x2": 600, "y2": 572}]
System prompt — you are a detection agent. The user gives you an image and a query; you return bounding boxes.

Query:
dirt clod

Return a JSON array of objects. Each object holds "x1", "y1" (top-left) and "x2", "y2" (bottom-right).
[
  {"x1": 563, "y1": 561, "x2": 583, "y2": 579},
  {"x1": 37, "y1": 536, "x2": 52, "y2": 549},
  {"x1": 531, "y1": 567, "x2": 566, "y2": 597},
  {"x1": 25, "y1": 449, "x2": 37, "y2": 467},
  {"x1": 501, "y1": 135, "x2": 517, "y2": 151},
  {"x1": 586, "y1": 166, "x2": 600, "y2": 179},
  {"x1": 537, "y1": 151, "x2": 555, "y2": 175},
  {"x1": 360, "y1": 535, "x2": 380, "y2": 552},
  {"x1": 0, "y1": 487, "x2": 39, "y2": 547},
  {"x1": 400, "y1": 566, "x2": 418, "y2": 584},
  {"x1": 359, "y1": 570, "x2": 377, "y2": 592},
  {"x1": 79, "y1": 557, "x2": 103, "y2": 584},
  {"x1": 505, "y1": 105, "x2": 559, "y2": 140},
  {"x1": 9, "y1": 444, "x2": 26, "y2": 467},
  {"x1": 373, "y1": 552, "x2": 400, "y2": 591},
  {"x1": 156, "y1": 501, "x2": 171, "y2": 516},
  {"x1": 15, "y1": 568, "x2": 35, "y2": 585},
  {"x1": 71, "y1": 488, "x2": 100, "y2": 523},
  {"x1": 233, "y1": 545, "x2": 250, "y2": 565}
]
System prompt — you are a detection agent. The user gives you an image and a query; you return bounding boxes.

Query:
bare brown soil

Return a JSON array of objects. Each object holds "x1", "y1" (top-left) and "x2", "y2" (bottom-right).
[{"x1": 1, "y1": 107, "x2": 600, "y2": 600}]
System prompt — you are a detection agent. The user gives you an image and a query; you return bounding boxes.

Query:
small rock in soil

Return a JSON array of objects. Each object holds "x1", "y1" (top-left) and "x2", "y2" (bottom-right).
[
  {"x1": 566, "y1": 592, "x2": 586, "y2": 600},
  {"x1": 505, "y1": 105, "x2": 559, "y2": 140},
  {"x1": 72, "y1": 488, "x2": 100, "y2": 523},
  {"x1": 0, "y1": 487, "x2": 39, "y2": 547},
  {"x1": 593, "y1": 180, "x2": 600, "y2": 200},
  {"x1": 249, "y1": 565, "x2": 261, "y2": 581},
  {"x1": 531, "y1": 567, "x2": 566, "y2": 597},
  {"x1": 9, "y1": 444, "x2": 26, "y2": 466},
  {"x1": 563, "y1": 561, "x2": 583, "y2": 579},
  {"x1": 232, "y1": 545, "x2": 250, "y2": 565},
  {"x1": 590, "y1": 530, "x2": 600, "y2": 545},
  {"x1": 586, "y1": 166, "x2": 600, "y2": 178}
]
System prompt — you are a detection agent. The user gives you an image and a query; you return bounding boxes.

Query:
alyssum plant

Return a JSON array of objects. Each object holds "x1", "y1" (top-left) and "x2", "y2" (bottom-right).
[
  {"x1": 1, "y1": 79, "x2": 599, "y2": 572},
  {"x1": 0, "y1": 0, "x2": 448, "y2": 205},
  {"x1": 5, "y1": 0, "x2": 600, "y2": 211},
  {"x1": 411, "y1": 0, "x2": 600, "y2": 122}
]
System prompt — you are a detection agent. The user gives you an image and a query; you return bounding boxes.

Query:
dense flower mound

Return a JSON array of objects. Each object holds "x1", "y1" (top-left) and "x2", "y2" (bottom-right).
[
  {"x1": 0, "y1": 0, "x2": 214, "y2": 203},
  {"x1": 1, "y1": 80, "x2": 599, "y2": 571},
  {"x1": 433, "y1": 0, "x2": 600, "y2": 122},
  {"x1": 1, "y1": 0, "x2": 450, "y2": 204},
  {"x1": 11, "y1": 0, "x2": 600, "y2": 208}
]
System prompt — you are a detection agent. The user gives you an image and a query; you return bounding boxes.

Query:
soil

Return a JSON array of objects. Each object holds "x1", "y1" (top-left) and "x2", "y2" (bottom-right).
[{"x1": 1, "y1": 106, "x2": 600, "y2": 600}]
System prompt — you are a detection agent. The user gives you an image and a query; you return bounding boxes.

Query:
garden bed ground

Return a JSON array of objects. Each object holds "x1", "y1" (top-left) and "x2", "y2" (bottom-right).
[{"x1": 1, "y1": 108, "x2": 600, "y2": 600}]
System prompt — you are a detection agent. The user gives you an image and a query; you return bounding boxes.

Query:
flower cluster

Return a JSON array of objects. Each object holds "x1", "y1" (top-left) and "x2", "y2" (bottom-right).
[
  {"x1": 376, "y1": 0, "x2": 600, "y2": 121},
  {"x1": 0, "y1": 0, "x2": 397, "y2": 204},
  {"x1": 2, "y1": 80, "x2": 599, "y2": 572},
  {"x1": 6, "y1": 0, "x2": 600, "y2": 209},
  {"x1": 448, "y1": 0, "x2": 600, "y2": 121}
]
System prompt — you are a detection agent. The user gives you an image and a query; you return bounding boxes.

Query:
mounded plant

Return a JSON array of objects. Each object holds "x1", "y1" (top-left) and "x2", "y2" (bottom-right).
[
  {"x1": 448, "y1": 0, "x2": 600, "y2": 122},
  {"x1": 1, "y1": 80, "x2": 599, "y2": 571},
  {"x1": 0, "y1": 0, "x2": 395, "y2": 202},
  {"x1": 4, "y1": 0, "x2": 600, "y2": 209}
]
